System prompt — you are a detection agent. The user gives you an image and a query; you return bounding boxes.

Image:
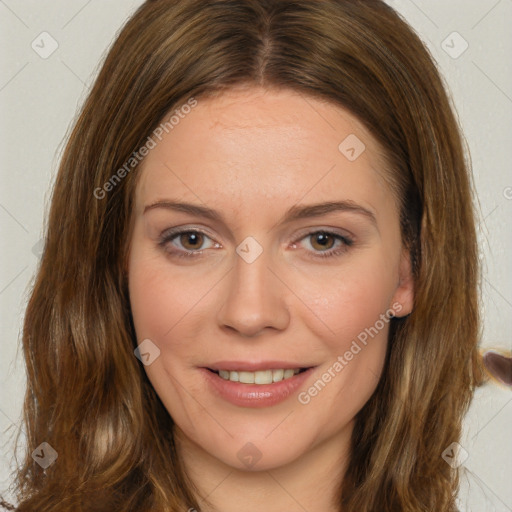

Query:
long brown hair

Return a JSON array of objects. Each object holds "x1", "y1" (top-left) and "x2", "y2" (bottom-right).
[{"x1": 3, "y1": 0, "x2": 485, "y2": 510}]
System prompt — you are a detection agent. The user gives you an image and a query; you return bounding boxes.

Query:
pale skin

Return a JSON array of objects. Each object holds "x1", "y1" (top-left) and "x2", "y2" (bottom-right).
[{"x1": 126, "y1": 86, "x2": 414, "y2": 512}]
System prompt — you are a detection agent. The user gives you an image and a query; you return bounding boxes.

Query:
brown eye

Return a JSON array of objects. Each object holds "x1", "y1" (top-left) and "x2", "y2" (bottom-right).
[
  {"x1": 179, "y1": 231, "x2": 205, "y2": 250},
  {"x1": 309, "y1": 232, "x2": 336, "y2": 251},
  {"x1": 158, "y1": 228, "x2": 218, "y2": 258},
  {"x1": 295, "y1": 230, "x2": 354, "y2": 260}
]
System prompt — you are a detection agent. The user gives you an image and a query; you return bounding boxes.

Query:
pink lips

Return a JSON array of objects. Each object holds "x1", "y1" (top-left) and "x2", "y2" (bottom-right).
[{"x1": 199, "y1": 363, "x2": 315, "y2": 408}]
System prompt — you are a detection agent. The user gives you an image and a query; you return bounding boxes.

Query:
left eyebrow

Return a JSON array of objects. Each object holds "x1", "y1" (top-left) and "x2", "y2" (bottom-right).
[
  {"x1": 143, "y1": 199, "x2": 377, "y2": 228},
  {"x1": 279, "y1": 200, "x2": 377, "y2": 227}
]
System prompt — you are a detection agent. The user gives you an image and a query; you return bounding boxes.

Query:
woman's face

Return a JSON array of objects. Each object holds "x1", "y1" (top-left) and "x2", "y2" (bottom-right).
[{"x1": 127, "y1": 86, "x2": 413, "y2": 471}]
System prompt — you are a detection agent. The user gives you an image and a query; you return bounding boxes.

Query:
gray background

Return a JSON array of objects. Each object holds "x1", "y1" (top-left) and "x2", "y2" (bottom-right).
[{"x1": 1, "y1": 0, "x2": 511, "y2": 509}]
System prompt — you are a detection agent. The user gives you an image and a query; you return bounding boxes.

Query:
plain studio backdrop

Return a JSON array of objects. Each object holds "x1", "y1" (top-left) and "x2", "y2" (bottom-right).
[{"x1": 0, "y1": 1, "x2": 511, "y2": 510}]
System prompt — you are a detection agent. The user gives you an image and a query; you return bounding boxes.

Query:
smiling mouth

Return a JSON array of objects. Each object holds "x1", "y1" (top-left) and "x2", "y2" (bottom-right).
[{"x1": 207, "y1": 367, "x2": 310, "y2": 385}]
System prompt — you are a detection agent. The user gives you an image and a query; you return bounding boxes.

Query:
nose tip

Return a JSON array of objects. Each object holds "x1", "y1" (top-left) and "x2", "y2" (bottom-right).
[
  {"x1": 224, "y1": 320, "x2": 272, "y2": 339},
  {"x1": 216, "y1": 251, "x2": 290, "y2": 338}
]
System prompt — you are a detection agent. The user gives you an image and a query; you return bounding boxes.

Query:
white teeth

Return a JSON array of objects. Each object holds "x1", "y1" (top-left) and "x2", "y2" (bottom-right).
[
  {"x1": 254, "y1": 370, "x2": 273, "y2": 384},
  {"x1": 216, "y1": 368, "x2": 303, "y2": 384},
  {"x1": 284, "y1": 369, "x2": 295, "y2": 379},
  {"x1": 239, "y1": 371, "x2": 255, "y2": 384},
  {"x1": 272, "y1": 369, "x2": 284, "y2": 382}
]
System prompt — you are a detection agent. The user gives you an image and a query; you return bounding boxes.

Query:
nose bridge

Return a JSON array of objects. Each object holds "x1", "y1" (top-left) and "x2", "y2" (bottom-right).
[{"x1": 217, "y1": 237, "x2": 290, "y2": 336}]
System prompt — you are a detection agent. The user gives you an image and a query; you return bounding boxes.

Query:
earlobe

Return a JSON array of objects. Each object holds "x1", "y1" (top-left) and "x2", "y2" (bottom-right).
[{"x1": 391, "y1": 249, "x2": 415, "y2": 318}]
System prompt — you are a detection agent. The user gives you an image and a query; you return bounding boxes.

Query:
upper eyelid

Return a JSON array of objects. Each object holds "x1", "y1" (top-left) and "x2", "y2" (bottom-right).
[{"x1": 159, "y1": 226, "x2": 216, "y2": 242}]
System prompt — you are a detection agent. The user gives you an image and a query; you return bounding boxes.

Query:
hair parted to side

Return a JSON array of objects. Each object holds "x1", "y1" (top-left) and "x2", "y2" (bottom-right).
[{"x1": 3, "y1": 0, "x2": 485, "y2": 510}]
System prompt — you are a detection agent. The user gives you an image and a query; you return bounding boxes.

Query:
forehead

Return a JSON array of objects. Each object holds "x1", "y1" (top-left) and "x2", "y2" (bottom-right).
[{"x1": 135, "y1": 87, "x2": 394, "y2": 218}]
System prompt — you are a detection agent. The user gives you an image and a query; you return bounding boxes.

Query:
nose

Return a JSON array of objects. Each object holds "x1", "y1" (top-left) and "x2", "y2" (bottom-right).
[{"x1": 216, "y1": 246, "x2": 290, "y2": 338}]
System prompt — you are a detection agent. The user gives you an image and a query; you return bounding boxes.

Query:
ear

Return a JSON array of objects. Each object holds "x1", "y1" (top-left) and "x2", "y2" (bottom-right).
[{"x1": 390, "y1": 248, "x2": 414, "y2": 318}]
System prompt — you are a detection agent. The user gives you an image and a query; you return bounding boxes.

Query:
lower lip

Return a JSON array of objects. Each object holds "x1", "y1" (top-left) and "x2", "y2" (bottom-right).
[{"x1": 199, "y1": 367, "x2": 315, "y2": 408}]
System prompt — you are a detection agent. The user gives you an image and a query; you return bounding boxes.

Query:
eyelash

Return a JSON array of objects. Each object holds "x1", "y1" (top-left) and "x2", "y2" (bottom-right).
[{"x1": 157, "y1": 228, "x2": 354, "y2": 260}]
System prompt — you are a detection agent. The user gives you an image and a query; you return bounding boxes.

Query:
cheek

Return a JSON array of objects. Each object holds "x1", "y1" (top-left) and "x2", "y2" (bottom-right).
[
  {"x1": 128, "y1": 247, "x2": 221, "y2": 387},
  {"x1": 128, "y1": 265, "x2": 173, "y2": 342},
  {"x1": 128, "y1": 238, "x2": 207, "y2": 343},
  {"x1": 128, "y1": 269, "x2": 195, "y2": 375},
  {"x1": 303, "y1": 253, "x2": 398, "y2": 351},
  {"x1": 128, "y1": 259, "x2": 204, "y2": 400},
  {"x1": 297, "y1": 264, "x2": 394, "y2": 424}
]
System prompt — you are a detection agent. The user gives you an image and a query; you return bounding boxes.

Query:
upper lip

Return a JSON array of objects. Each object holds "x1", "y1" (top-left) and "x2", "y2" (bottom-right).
[{"x1": 205, "y1": 361, "x2": 314, "y2": 372}]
